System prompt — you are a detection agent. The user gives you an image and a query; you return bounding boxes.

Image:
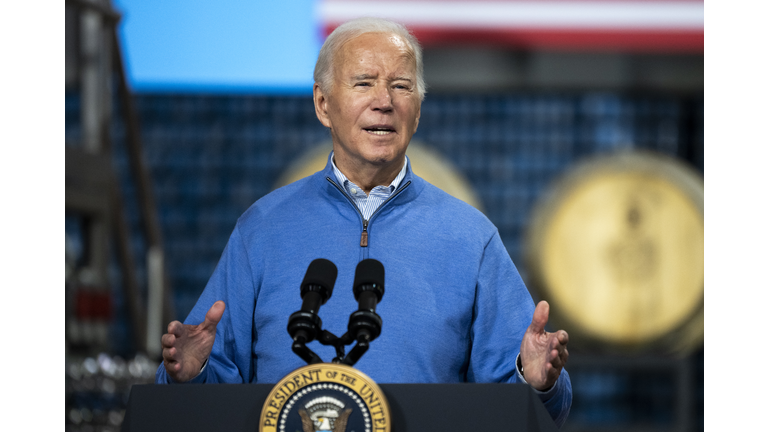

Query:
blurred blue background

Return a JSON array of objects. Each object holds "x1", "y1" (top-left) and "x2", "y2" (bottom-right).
[
  {"x1": 112, "y1": 0, "x2": 321, "y2": 93},
  {"x1": 65, "y1": 1, "x2": 703, "y2": 431}
]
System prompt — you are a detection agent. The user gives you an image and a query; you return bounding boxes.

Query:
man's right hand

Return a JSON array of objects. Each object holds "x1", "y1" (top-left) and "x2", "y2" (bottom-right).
[{"x1": 161, "y1": 301, "x2": 226, "y2": 382}]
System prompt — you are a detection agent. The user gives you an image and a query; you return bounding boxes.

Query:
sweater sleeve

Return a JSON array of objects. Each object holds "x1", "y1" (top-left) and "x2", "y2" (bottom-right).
[
  {"x1": 155, "y1": 225, "x2": 257, "y2": 384},
  {"x1": 468, "y1": 231, "x2": 572, "y2": 427}
]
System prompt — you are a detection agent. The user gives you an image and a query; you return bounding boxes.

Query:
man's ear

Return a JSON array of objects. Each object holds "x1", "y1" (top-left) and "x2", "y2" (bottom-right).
[{"x1": 313, "y1": 83, "x2": 332, "y2": 128}]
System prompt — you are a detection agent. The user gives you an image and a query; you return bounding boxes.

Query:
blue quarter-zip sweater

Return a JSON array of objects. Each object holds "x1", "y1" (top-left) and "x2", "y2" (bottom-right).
[{"x1": 156, "y1": 154, "x2": 572, "y2": 426}]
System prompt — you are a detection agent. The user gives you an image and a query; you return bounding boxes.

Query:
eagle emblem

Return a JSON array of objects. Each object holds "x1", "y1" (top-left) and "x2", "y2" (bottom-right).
[{"x1": 298, "y1": 396, "x2": 353, "y2": 432}]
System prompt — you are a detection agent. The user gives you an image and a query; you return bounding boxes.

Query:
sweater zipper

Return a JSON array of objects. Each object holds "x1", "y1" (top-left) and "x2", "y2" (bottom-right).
[
  {"x1": 361, "y1": 219, "x2": 369, "y2": 247},
  {"x1": 326, "y1": 177, "x2": 412, "y2": 247}
]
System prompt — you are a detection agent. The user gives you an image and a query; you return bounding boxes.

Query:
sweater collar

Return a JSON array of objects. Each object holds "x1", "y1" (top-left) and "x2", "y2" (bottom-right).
[{"x1": 319, "y1": 151, "x2": 423, "y2": 203}]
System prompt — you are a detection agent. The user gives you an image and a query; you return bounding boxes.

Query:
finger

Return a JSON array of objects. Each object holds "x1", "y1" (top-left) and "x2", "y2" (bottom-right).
[
  {"x1": 545, "y1": 330, "x2": 568, "y2": 352},
  {"x1": 552, "y1": 343, "x2": 568, "y2": 366},
  {"x1": 162, "y1": 346, "x2": 178, "y2": 363},
  {"x1": 161, "y1": 333, "x2": 176, "y2": 348},
  {"x1": 167, "y1": 320, "x2": 184, "y2": 336},
  {"x1": 163, "y1": 356, "x2": 181, "y2": 372},
  {"x1": 549, "y1": 333, "x2": 567, "y2": 351},
  {"x1": 548, "y1": 345, "x2": 569, "y2": 369},
  {"x1": 549, "y1": 350, "x2": 564, "y2": 370},
  {"x1": 546, "y1": 362, "x2": 561, "y2": 380},
  {"x1": 527, "y1": 301, "x2": 550, "y2": 335},
  {"x1": 552, "y1": 333, "x2": 569, "y2": 365},
  {"x1": 203, "y1": 301, "x2": 226, "y2": 328}
]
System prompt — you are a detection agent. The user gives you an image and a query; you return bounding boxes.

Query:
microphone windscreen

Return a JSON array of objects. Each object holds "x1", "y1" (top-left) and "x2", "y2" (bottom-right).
[
  {"x1": 301, "y1": 259, "x2": 338, "y2": 300},
  {"x1": 353, "y1": 259, "x2": 385, "y2": 300}
]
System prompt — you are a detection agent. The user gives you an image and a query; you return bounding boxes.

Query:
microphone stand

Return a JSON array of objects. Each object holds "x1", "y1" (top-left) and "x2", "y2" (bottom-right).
[
  {"x1": 289, "y1": 259, "x2": 384, "y2": 367},
  {"x1": 292, "y1": 320, "x2": 379, "y2": 367}
]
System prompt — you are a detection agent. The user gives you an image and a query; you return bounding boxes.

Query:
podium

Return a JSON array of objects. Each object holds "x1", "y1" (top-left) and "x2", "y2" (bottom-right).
[{"x1": 122, "y1": 383, "x2": 559, "y2": 431}]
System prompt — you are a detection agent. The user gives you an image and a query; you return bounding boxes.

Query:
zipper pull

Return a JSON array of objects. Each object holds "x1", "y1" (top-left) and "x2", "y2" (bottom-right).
[{"x1": 360, "y1": 220, "x2": 369, "y2": 247}]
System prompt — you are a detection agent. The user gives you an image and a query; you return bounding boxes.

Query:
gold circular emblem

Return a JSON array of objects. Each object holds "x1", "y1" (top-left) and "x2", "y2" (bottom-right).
[
  {"x1": 259, "y1": 363, "x2": 390, "y2": 432},
  {"x1": 274, "y1": 141, "x2": 483, "y2": 212},
  {"x1": 526, "y1": 151, "x2": 703, "y2": 355}
]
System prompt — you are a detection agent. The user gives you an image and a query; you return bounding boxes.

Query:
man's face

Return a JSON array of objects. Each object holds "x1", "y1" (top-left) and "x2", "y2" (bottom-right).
[{"x1": 314, "y1": 32, "x2": 421, "y2": 173}]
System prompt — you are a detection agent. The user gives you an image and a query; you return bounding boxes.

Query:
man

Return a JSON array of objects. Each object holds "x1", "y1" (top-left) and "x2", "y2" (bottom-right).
[{"x1": 156, "y1": 17, "x2": 572, "y2": 426}]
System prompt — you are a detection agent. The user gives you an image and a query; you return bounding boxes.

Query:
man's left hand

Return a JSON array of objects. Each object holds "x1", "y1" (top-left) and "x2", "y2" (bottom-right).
[{"x1": 520, "y1": 300, "x2": 569, "y2": 391}]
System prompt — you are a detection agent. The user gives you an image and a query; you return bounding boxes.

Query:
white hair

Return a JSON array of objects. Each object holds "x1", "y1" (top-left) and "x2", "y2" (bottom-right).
[{"x1": 313, "y1": 17, "x2": 426, "y2": 100}]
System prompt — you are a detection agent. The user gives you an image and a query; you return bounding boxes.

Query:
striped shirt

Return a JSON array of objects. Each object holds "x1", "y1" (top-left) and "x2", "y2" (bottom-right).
[{"x1": 331, "y1": 152, "x2": 408, "y2": 221}]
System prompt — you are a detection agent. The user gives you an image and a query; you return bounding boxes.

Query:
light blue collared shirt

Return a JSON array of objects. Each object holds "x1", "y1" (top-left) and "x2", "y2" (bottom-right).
[{"x1": 330, "y1": 152, "x2": 408, "y2": 221}]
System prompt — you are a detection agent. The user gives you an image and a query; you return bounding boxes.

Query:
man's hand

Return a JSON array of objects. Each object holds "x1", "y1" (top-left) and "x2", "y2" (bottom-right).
[
  {"x1": 520, "y1": 300, "x2": 569, "y2": 391},
  {"x1": 161, "y1": 301, "x2": 226, "y2": 382}
]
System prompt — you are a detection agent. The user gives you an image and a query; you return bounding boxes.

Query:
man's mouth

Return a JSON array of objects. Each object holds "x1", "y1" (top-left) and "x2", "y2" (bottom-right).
[{"x1": 364, "y1": 126, "x2": 395, "y2": 135}]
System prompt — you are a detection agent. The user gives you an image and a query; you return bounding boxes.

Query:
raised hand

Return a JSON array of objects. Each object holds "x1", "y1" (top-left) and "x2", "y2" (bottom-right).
[
  {"x1": 161, "y1": 301, "x2": 226, "y2": 382},
  {"x1": 520, "y1": 301, "x2": 569, "y2": 391}
]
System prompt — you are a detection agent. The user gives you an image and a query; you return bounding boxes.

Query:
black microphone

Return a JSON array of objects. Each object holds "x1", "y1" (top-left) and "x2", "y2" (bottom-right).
[
  {"x1": 353, "y1": 259, "x2": 385, "y2": 310},
  {"x1": 300, "y1": 258, "x2": 337, "y2": 311},
  {"x1": 287, "y1": 259, "x2": 338, "y2": 344},
  {"x1": 348, "y1": 259, "x2": 385, "y2": 343}
]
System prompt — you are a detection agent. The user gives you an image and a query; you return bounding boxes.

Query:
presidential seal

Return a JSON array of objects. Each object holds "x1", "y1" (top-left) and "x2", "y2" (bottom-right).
[{"x1": 259, "y1": 363, "x2": 390, "y2": 432}]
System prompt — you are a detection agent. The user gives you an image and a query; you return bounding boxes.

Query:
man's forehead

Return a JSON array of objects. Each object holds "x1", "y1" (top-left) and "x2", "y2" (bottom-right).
[
  {"x1": 345, "y1": 31, "x2": 408, "y2": 49},
  {"x1": 339, "y1": 33, "x2": 413, "y2": 60},
  {"x1": 335, "y1": 32, "x2": 416, "y2": 75},
  {"x1": 385, "y1": 34, "x2": 409, "y2": 50}
]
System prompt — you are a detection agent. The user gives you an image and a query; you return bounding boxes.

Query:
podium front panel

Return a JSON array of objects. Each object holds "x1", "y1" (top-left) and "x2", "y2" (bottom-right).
[{"x1": 122, "y1": 383, "x2": 558, "y2": 432}]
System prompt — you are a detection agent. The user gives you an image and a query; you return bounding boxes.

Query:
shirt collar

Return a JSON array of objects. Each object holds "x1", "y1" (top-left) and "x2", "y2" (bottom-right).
[{"x1": 330, "y1": 151, "x2": 408, "y2": 194}]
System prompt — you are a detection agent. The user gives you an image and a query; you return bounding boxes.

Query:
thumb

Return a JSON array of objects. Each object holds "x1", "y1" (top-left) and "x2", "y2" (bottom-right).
[
  {"x1": 203, "y1": 301, "x2": 226, "y2": 329},
  {"x1": 528, "y1": 301, "x2": 549, "y2": 334}
]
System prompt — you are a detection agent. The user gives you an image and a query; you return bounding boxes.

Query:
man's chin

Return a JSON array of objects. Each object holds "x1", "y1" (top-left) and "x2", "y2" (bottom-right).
[
  {"x1": 332, "y1": 140, "x2": 409, "y2": 168},
  {"x1": 363, "y1": 151, "x2": 406, "y2": 167}
]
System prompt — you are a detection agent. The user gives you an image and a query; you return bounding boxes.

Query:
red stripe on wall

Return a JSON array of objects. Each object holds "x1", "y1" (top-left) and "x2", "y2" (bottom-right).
[{"x1": 322, "y1": 25, "x2": 703, "y2": 53}]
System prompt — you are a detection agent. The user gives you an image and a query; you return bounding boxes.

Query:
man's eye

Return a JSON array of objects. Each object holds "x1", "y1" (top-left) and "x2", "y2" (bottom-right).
[{"x1": 355, "y1": 82, "x2": 371, "y2": 87}]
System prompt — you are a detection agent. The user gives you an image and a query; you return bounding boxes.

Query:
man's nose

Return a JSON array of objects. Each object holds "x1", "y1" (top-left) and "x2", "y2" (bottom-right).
[{"x1": 371, "y1": 83, "x2": 393, "y2": 111}]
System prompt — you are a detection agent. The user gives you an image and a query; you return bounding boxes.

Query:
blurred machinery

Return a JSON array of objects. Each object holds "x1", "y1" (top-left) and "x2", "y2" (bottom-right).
[
  {"x1": 65, "y1": 352, "x2": 158, "y2": 432},
  {"x1": 65, "y1": 0, "x2": 172, "y2": 430},
  {"x1": 65, "y1": 0, "x2": 121, "y2": 354},
  {"x1": 65, "y1": 0, "x2": 174, "y2": 357}
]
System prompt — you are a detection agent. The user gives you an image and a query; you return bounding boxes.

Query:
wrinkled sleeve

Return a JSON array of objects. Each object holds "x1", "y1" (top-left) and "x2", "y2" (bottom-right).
[
  {"x1": 467, "y1": 231, "x2": 572, "y2": 427},
  {"x1": 155, "y1": 224, "x2": 257, "y2": 384}
]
